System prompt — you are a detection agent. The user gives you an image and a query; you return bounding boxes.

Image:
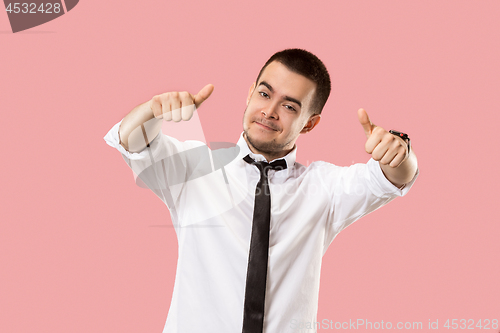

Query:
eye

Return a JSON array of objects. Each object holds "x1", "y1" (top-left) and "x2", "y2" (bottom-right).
[
  {"x1": 259, "y1": 91, "x2": 269, "y2": 98},
  {"x1": 284, "y1": 105, "x2": 296, "y2": 111}
]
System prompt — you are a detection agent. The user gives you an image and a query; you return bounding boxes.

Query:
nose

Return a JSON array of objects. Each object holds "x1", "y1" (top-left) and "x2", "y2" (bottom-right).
[{"x1": 262, "y1": 102, "x2": 279, "y2": 119}]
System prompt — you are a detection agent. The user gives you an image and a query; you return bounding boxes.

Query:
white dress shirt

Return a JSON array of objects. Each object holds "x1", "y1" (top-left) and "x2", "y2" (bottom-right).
[{"x1": 104, "y1": 119, "x2": 418, "y2": 333}]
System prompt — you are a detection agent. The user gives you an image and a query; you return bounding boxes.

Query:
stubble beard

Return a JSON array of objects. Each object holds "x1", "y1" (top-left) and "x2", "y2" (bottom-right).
[
  {"x1": 244, "y1": 129, "x2": 286, "y2": 155},
  {"x1": 243, "y1": 122, "x2": 295, "y2": 160}
]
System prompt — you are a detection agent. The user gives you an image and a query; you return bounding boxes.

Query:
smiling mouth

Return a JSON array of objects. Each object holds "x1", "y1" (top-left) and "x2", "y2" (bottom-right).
[{"x1": 255, "y1": 121, "x2": 276, "y2": 131}]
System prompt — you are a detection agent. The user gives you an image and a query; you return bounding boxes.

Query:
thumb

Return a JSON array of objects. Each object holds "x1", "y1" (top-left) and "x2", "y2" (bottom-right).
[
  {"x1": 194, "y1": 84, "x2": 214, "y2": 108},
  {"x1": 357, "y1": 108, "x2": 376, "y2": 138}
]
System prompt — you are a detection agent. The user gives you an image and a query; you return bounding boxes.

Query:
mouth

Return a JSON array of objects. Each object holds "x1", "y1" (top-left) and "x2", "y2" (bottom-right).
[{"x1": 254, "y1": 121, "x2": 277, "y2": 131}]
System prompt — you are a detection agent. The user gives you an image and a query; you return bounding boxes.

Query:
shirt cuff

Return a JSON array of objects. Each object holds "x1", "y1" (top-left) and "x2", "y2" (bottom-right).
[
  {"x1": 103, "y1": 119, "x2": 161, "y2": 160},
  {"x1": 368, "y1": 158, "x2": 419, "y2": 197}
]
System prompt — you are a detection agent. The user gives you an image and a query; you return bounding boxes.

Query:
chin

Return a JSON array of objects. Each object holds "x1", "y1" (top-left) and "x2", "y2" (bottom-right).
[{"x1": 246, "y1": 130, "x2": 283, "y2": 153}]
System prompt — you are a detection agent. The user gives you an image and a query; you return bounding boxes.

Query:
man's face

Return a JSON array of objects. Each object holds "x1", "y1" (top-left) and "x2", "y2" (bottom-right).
[{"x1": 242, "y1": 61, "x2": 320, "y2": 158}]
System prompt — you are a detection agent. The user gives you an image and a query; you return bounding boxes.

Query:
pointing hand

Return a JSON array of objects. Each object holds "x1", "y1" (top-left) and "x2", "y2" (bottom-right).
[
  {"x1": 358, "y1": 108, "x2": 408, "y2": 168},
  {"x1": 150, "y1": 84, "x2": 214, "y2": 122}
]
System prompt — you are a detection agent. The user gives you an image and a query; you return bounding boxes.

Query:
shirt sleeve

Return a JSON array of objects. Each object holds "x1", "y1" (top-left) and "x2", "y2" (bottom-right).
[
  {"x1": 322, "y1": 158, "x2": 419, "y2": 252},
  {"x1": 103, "y1": 119, "x2": 208, "y2": 219}
]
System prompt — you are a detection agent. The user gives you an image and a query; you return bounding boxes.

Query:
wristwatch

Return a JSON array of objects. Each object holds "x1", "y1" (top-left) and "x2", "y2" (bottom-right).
[{"x1": 389, "y1": 130, "x2": 411, "y2": 155}]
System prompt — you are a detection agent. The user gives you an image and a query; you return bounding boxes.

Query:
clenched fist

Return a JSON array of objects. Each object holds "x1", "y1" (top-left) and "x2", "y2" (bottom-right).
[{"x1": 149, "y1": 84, "x2": 214, "y2": 122}]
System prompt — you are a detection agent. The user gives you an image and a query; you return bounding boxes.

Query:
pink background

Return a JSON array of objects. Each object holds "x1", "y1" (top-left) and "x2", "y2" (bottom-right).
[{"x1": 1, "y1": 1, "x2": 499, "y2": 332}]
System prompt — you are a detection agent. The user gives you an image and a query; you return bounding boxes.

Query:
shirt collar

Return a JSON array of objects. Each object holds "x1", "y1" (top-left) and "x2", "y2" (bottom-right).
[{"x1": 235, "y1": 131, "x2": 297, "y2": 175}]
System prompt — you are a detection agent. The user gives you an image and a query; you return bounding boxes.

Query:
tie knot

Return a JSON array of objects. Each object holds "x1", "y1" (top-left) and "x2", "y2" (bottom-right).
[{"x1": 243, "y1": 154, "x2": 287, "y2": 175}]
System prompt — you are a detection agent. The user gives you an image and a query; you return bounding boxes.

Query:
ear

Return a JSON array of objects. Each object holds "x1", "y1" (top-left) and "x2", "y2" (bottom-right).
[
  {"x1": 246, "y1": 82, "x2": 256, "y2": 106},
  {"x1": 300, "y1": 114, "x2": 321, "y2": 134}
]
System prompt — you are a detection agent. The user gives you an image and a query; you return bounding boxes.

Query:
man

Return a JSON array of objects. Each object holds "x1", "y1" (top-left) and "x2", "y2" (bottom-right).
[{"x1": 104, "y1": 48, "x2": 418, "y2": 333}]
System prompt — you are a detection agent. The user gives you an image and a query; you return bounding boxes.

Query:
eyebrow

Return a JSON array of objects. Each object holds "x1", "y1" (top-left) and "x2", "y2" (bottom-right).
[{"x1": 258, "y1": 81, "x2": 302, "y2": 108}]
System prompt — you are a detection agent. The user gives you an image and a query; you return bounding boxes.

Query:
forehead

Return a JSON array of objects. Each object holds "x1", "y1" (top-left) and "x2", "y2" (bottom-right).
[{"x1": 258, "y1": 61, "x2": 316, "y2": 106}]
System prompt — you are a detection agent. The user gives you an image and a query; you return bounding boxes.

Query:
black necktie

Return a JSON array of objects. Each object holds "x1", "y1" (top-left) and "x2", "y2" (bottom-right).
[{"x1": 242, "y1": 154, "x2": 287, "y2": 333}]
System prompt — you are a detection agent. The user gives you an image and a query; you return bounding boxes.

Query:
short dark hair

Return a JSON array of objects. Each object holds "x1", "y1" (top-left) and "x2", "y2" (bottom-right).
[{"x1": 255, "y1": 48, "x2": 331, "y2": 115}]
